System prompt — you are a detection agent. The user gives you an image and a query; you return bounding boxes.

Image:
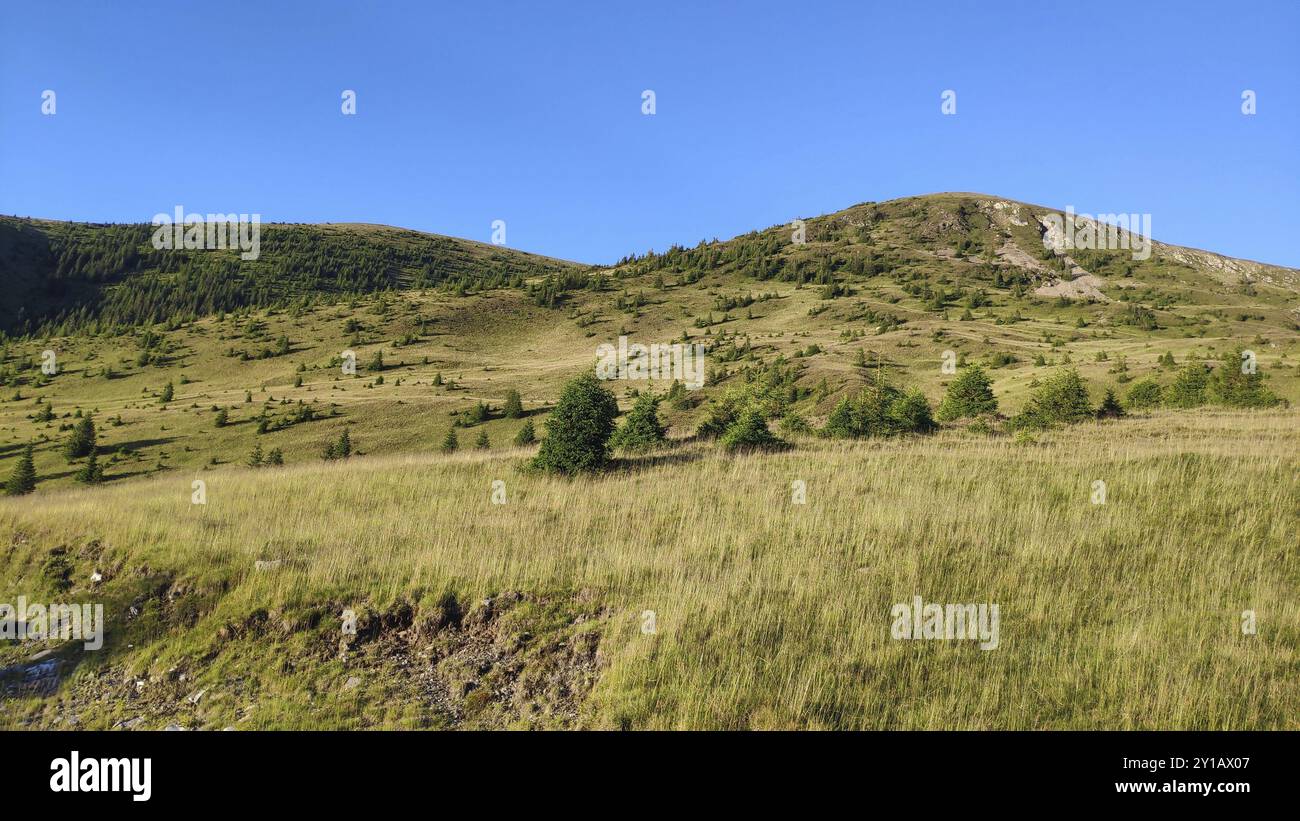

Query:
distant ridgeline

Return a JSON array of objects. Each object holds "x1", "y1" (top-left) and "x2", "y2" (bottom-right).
[{"x1": 0, "y1": 216, "x2": 577, "y2": 336}]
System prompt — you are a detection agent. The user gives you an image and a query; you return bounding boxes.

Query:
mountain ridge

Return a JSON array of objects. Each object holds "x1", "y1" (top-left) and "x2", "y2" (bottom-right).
[{"x1": 4, "y1": 189, "x2": 1297, "y2": 337}]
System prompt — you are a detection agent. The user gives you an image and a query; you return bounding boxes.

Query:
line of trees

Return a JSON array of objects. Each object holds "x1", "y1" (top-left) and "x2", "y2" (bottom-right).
[{"x1": 1, "y1": 220, "x2": 575, "y2": 336}]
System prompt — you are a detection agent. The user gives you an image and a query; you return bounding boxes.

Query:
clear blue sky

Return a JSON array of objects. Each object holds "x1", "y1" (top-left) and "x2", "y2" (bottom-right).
[{"x1": 2, "y1": 0, "x2": 1297, "y2": 266}]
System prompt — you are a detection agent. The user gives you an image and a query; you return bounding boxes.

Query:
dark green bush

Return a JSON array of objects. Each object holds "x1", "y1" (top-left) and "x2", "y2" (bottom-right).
[
  {"x1": 1126, "y1": 379, "x2": 1163, "y2": 409},
  {"x1": 823, "y1": 384, "x2": 936, "y2": 438},
  {"x1": 1013, "y1": 368, "x2": 1093, "y2": 428},
  {"x1": 1207, "y1": 348, "x2": 1280, "y2": 408},
  {"x1": 720, "y1": 408, "x2": 782, "y2": 451},
  {"x1": 1165, "y1": 363, "x2": 1208, "y2": 408},
  {"x1": 936, "y1": 365, "x2": 998, "y2": 421},
  {"x1": 532, "y1": 373, "x2": 619, "y2": 474},
  {"x1": 610, "y1": 392, "x2": 667, "y2": 453},
  {"x1": 513, "y1": 418, "x2": 536, "y2": 446}
]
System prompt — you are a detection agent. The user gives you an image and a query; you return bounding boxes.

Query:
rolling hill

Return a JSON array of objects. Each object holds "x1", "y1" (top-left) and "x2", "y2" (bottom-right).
[
  {"x1": 0, "y1": 192, "x2": 1296, "y2": 490},
  {"x1": 0, "y1": 193, "x2": 1296, "y2": 730}
]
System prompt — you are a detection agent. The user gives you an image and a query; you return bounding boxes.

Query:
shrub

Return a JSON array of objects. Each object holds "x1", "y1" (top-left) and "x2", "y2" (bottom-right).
[
  {"x1": 967, "y1": 418, "x2": 995, "y2": 436},
  {"x1": 1165, "y1": 363, "x2": 1208, "y2": 408},
  {"x1": 1014, "y1": 368, "x2": 1093, "y2": 428},
  {"x1": 475, "y1": 430, "x2": 491, "y2": 450},
  {"x1": 532, "y1": 373, "x2": 618, "y2": 474},
  {"x1": 824, "y1": 384, "x2": 935, "y2": 438},
  {"x1": 502, "y1": 390, "x2": 524, "y2": 419},
  {"x1": 1207, "y1": 349, "x2": 1280, "y2": 408},
  {"x1": 779, "y1": 412, "x2": 813, "y2": 435},
  {"x1": 889, "y1": 389, "x2": 937, "y2": 433},
  {"x1": 513, "y1": 418, "x2": 536, "y2": 446},
  {"x1": 936, "y1": 365, "x2": 998, "y2": 421},
  {"x1": 696, "y1": 389, "x2": 747, "y2": 438},
  {"x1": 720, "y1": 408, "x2": 782, "y2": 451},
  {"x1": 459, "y1": 401, "x2": 491, "y2": 426},
  {"x1": 1126, "y1": 379, "x2": 1163, "y2": 409},
  {"x1": 825, "y1": 385, "x2": 894, "y2": 438},
  {"x1": 214, "y1": 408, "x2": 229, "y2": 427},
  {"x1": 665, "y1": 379, "x2": 691, "y2": 410},
  {"x1": 697, "y1": 361, "x2": 801, "y2": 437},
  {"x1": 823, "y1": 397, "x2": 857, "y2": 439},
  {"x1": 609, "y1": 392, "x2": 667, "y2": 453}
]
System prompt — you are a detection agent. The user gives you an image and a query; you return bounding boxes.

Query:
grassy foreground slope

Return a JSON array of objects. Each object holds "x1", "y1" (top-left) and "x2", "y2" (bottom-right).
[{"x1": 1, "y1": 410, "x2": 1296, "y2": 729}]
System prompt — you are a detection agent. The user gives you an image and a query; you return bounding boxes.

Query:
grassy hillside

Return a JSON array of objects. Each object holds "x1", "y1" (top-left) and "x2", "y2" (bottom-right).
[
  {"x1": 1, "y1": 192, "x2": 1297, "y2": 729},
  {"x1": 1, "y1": 412, "x2": 1295, "y2": 729},
  {"x1": 2, "y1": 193, "x2": 1297, "y2": 492}
]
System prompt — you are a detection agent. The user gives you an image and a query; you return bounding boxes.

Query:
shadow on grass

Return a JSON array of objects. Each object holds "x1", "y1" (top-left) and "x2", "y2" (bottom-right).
[{"x1": 108, "y1": 436, "x2": 177, "y2": 452}]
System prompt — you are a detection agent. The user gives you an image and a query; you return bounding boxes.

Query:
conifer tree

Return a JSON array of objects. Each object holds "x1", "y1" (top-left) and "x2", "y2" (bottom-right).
[
  {"x1": 5, "y1": 442, "x2": 37, "y2": 495},
  {"x1": 1014, "y1": 369, "x2": 1093, "y2": 428},
  {"x1": 441, "y1": 428, "x2": 459, "y2": 453},
  {"x1": 610, "y1": 392, "x2": 668, "y2": 453},
  {"x1": 502, "y1": 389, "x2": 523, "y2": 419},
  {"x1": 513, "y1": 418, "x2": 536, "y2": 446},
  {"x1": 936, "y1": 365, "x2": 998, "y2": 422},
  {"x1": 64, "y1": 414, "x2": 96, "y2": 460},
  {"x1": 1096, "y1": 388, "x2": 1126, "y2": 419},
  {"x1": 75, "y1": 449, "x2": 103, "y2": 484},
  {"x1": 532, "y1": 373, "x2": 618, "y2": 474}
]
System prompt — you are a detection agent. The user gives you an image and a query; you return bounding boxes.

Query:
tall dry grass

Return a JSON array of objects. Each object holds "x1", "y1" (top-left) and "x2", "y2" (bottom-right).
[{"x1": 1, "y1": 409, "x2": 1296, "y2": 729}]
